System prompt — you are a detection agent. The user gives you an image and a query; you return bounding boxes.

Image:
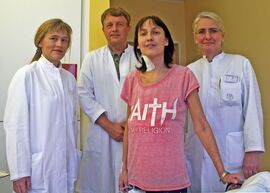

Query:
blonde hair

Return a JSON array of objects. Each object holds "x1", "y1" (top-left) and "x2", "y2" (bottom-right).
[
  {"x1": 193, "y1": 11, "x2": 225, "y2": 34},
  {"x1": 31, "y1": 18, "x2": 72, "y2": 63}
]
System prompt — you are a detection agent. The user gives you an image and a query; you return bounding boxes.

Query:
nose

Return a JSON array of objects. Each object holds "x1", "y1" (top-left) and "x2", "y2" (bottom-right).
[
  {"x1": 146, "y1": 33, "x2": 153, "y2": 41},
  {"x1": 111, "y1": 24, "x2": 118, "y2": 31},
  {"x1": 205, "y1": 30, "x2": 212, "y2": 39},
  {"x1": 55, "y1": 39, "x2": 63, "y2": 47}
]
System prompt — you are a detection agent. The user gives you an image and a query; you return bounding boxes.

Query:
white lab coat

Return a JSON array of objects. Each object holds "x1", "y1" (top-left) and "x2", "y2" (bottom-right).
[
  {"x1": 185, "y1": 52, "x2": 265, "y2": 193},
  {"x1": 78, "y1": 45, "x2": 136, "y2": 193},
  {"x1": 227, "y1": 171, "x2": 270, "y2": 192},
  {"x1": 4, "y1": 56, "x2": 81, "y2": 193}
]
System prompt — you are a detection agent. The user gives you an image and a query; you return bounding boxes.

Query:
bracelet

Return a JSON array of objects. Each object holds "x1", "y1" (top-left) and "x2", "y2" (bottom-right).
[{"x1": 220, "y1": 171, "x2": 230, "y2": 184}]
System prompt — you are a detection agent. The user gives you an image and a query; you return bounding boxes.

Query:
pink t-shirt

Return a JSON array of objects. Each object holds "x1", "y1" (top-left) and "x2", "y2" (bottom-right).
[{"x1": 121, "y1": 64, "x2": 199, "y2": 191}]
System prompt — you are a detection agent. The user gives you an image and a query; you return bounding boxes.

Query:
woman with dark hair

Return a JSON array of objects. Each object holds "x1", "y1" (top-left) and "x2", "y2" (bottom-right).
[
  {"x1": 4, "y1": 18, "x2": 81, "y2": 193},
  {"x1": 119, "y1": 16, "x2": 240, "y2": 193}
]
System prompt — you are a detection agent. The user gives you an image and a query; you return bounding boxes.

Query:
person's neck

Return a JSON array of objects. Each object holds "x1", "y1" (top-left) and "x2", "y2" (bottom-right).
[
  {"x1": 150, "y1": 56, "x2": 166, "y2": 69},
  {"x1": 109, "y1": 43, "x2": 128, "y2": 55},
  {"x1": 204, "y1": 50, "x2": 222, "y2": 62},
  {"x1": 148, "y1": 57, "x2": 168, "y2": 73}
]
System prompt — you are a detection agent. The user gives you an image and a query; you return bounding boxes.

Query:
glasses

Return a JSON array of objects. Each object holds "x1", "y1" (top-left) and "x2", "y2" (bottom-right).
[{"x1": 195, "y1": 28, "x2": 221, "y2": 36}]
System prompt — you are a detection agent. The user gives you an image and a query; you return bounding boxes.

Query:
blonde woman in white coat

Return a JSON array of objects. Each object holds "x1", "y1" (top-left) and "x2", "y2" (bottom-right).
[
  {"x1": 185, "y1": 11, "x2": 265, "y2": 193},
  {"x1": 78, "y1": 7, "x2": 137, "y2": 193},
  {"x1": 4, "y1": 19, "x2": 81, "y2": 193}
]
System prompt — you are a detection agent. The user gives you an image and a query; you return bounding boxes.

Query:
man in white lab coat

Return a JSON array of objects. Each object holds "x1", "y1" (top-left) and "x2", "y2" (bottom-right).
[
  {"x1": 185, "y1": 11, "x2": 265, "y2": 193},
  {"x1": 78, "y1": 7, "x2": 137, "y2": 193}
]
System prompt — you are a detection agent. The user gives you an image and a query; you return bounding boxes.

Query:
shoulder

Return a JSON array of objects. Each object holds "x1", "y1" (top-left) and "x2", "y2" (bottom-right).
[
  {"x1": 9, "y1": 62, "x2": 37, "y2": 87},
  {"x1": 13, "y1": 62, "x2": 36, "y2": 78},
  {"x1": 126, "y1": 44, "x2": 134, "y2": 52},
  {"x1": 81, "y1": 46, "x2": 108, "y2": 69},
  {"x1": 172, "y1": 64, "x2": 193, "y2": 75},
  {"x1": 224, "y1": 53, "x2": 253, "y2": 69},
  {"x1": 224, "y1": 53, "x2": 246, "y2": 60},
  {"x1": 84, "y1": 45, "x2": 108, "y2": 59},
  {"x1": 125, "y1": 69, "x2": 138, "y2": 80},
  {"x1": 224, "y1": 53, "x2": 250, "y2": 62},
  {"x1": 187, "y1": 58, "x2": 205, "y2": 70},
  {"x1": 123, "y1": 70, "x2": 139, "y2": 90}
]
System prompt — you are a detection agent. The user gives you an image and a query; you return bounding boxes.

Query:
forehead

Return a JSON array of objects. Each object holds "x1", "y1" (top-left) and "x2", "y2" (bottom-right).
[
  {"x1": 196, "y1": 18, "x2": 220, "y2": 29},
  {"x1": 103, "y1": 15, "x2": 128, "y2": 24},
  {"x1": 140, "y1": 19, "x2": 159, "y2": 29},
  {"x1": 45, "y1": 30, "x2": 69, "y2": 37}
]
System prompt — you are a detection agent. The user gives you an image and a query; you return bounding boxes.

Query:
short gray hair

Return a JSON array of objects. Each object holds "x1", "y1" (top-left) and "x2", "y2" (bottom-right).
[{"x1": 193, "y1": 11, "x2": 225, "y2": 34}]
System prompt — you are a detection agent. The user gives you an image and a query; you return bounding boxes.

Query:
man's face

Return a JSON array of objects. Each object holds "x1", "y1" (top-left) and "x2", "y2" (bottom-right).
[{"x1": 102, "y1": 15, "x2": 130, "y2": 47}]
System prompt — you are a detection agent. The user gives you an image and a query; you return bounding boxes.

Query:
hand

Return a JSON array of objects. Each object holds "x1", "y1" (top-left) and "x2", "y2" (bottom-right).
[
  {"x1": 107, "y1": 122, "x2": 125, "y2": 142},
  {"x1": 13, "y1": 176, "x2": 31, "y2": 193},
  {"x1": 96, "y1": 114, "x2": 126, "y2": 142},
  {"x1": 119, "y1": 169, "x2": 128, "y2": 193},
  {"x1": 222, "y1": 173, "x2": 242, "y2": 184},
  {"x1": 243, "y1": 151, "x2": 260, "y2": 178}
]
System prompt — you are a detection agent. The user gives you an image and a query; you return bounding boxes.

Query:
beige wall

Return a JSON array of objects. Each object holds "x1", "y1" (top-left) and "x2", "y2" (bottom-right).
[
  {"x1": 185, "y1": 0, "x2": 270, "y2": 171},
  {"x1": 111, "y1": 0, "x2": 186, "y2": 65}
]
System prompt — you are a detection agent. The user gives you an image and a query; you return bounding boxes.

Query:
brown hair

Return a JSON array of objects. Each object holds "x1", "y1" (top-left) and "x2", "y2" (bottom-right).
[{"x1": 101, "y1": 7, "x2": 131, "y2": 27}]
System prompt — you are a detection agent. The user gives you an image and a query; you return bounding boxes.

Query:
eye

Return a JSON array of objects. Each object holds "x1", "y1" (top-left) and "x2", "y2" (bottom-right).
[
  {"x1": 139, "y1": 31, "x2": 147, "y2": 36},
  {"x1": 117, "y1": 22, "x2": 125, "y2": 27},
  {"x1": 49, "y1": 36, "x2": 57, "y2": 41},
  {"x1": 61, "y1": 38, "x2": 69, "y2": 43},
  {"x1": 209, "y1": 28, "x2": 219, "y2": 34},
  {"x1": 197, "y1": 29, "x2": 206, "y2": 35},
  {"x1": 152, "y1": 30, "x2": 160, "y2": 35},
  {"x1": 105, "y1": 23, "x2": 113, "y2": 29}
]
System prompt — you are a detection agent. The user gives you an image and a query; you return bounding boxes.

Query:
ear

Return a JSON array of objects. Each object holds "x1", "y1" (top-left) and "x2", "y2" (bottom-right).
[
  {"x1": 221, "y1": 32, "x2": 225, "y2": 41},
  {"x1": 165, "y1": 38, "x2": 169, "y2": 46},
  {"x1": 127, "y1": 25, "x2": 131, "y2": 32},
  {"x1": 38, "y1": 41, "x2": 43, "y2": 47}
]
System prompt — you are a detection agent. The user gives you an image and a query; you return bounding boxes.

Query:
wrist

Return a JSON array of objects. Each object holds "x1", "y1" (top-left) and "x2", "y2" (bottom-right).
[
  {"x1": 220, "y1": 171, "x2": 230, "y2": 184},
  {"x1": 120, "y1": 162, "x2": 128, "y2": 172}
]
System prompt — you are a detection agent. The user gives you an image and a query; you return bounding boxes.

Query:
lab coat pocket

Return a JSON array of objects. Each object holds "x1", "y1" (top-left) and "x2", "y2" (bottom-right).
[
  {"x1": 226, "y1": 132, "x2": 244, "y2": 170},
  {"x1": 220, "y1": 78, "x2": 241, "y2": 106},
  {"x1": 31, "y1": 152, "x2": 45, "y2": 190}
]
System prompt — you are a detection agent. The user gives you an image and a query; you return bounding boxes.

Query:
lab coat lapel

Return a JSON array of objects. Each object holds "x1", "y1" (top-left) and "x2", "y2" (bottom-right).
[
  {"x1": 119, "y1": 47, "x2": 133, "y2": 84},
  {"x1": 192, "y1": 58, "x2": 210, "y2": 110},
  {"x1": 104, "y1": 47, "x2": 120, "y2": 85}
]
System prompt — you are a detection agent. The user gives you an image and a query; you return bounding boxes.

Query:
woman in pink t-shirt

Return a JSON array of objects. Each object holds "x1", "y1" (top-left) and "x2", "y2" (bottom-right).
[{"x1": 119, "y1": 16, "x2": 241, "y2": 193}]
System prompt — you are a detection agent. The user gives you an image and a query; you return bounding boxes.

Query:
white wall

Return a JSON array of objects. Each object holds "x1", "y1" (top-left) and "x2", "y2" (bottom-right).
[{"x1": 0, "y1": 0, "x2": 85, "y2": 190}]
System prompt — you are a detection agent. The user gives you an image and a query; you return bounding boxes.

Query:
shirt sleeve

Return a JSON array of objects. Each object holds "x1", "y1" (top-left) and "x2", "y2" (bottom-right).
[
  {"x1": 242, "y1": 58, "x2": 265, "y2": 152},
  {"x1": 78, "y1": 53, "x2": 106, "y2": 123},
  {"x1": 4, "y1": 67, "x2": 31, "y2": 181},
  {"x1": 183, "y1": 67, "x2": 200, "y2": 101},
  {"x1": 120, "y1": 71, "x2": 136, "y2": 106}
]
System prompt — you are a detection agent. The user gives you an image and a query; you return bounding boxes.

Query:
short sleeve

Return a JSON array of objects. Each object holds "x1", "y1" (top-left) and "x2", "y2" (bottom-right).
[
  {"x1": 120, "y1": 71, "x2": 136, "y2": 106},
  {"x1": 183, "y1": 68, "x2": 200, "y2": 101}
]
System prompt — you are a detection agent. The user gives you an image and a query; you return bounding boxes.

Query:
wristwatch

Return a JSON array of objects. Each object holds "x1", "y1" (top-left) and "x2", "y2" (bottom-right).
[{"x1": 220, "y1": 171, "x2": 230, "y2": 184}]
